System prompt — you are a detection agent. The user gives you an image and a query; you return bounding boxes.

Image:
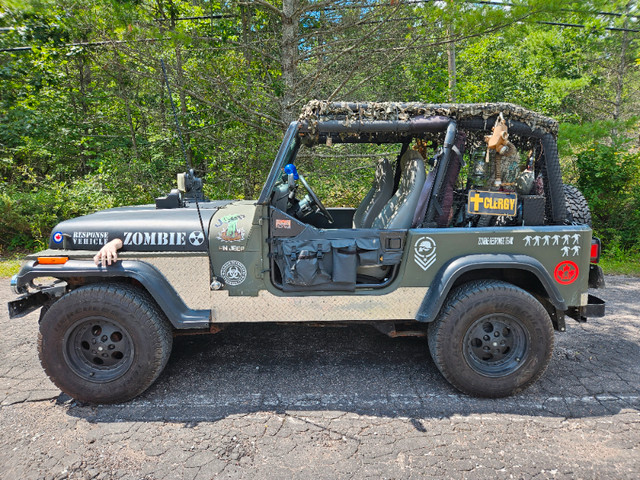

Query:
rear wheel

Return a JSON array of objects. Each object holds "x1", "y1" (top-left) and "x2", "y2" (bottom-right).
[
  {"x1": 38, "y1": 283, "x2": 173, "y2": 404},
  {"x1": 428, "y1": 280, "x2": 554, "y2": 397}
]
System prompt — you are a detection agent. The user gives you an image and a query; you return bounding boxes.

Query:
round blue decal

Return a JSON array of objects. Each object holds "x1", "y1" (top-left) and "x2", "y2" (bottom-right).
[{"x1": 53, "y1": 232, "x2": 64, "y2": 244}]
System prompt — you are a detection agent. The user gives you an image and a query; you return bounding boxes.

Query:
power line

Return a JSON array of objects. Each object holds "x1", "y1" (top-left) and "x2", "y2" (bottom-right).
[
  {"x1": 2, "y1": 4, "x2": 638, "y2": 54},
  {"x1": 464, "y1": 1, "x2": 640, "y2": 20},
  {"x1": 537, "y1": 20, "x2": 639, "y2": 33},
  {"x1": 301, "y1": 0, "x2": 640, "y2": 22}
]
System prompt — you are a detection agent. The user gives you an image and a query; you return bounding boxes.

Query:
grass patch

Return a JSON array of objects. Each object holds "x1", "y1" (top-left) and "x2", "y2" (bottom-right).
[
  {"x1": 599, "y1": 249, "x2": 640, "y2": 277},
  {"x1": 0, "y1": 258, "x2": 22, "y2": 278}
]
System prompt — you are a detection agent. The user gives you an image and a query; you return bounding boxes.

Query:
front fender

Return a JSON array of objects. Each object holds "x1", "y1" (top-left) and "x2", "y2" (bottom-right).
[
  {"x1": 10, "y1": 259, "x2": 210, "y2": 329},
  {"x1": 415, "y1": 254, "x2": 566, "y2": 323}
]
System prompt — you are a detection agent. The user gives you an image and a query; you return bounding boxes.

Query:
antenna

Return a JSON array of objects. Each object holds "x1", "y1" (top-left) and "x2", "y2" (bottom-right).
[
  {"x1": 160, "y1": 59, "x2": 191, "y2": 170},
  {"x1": 159, "y1": 59, "x2": 222, "y2": 288}
]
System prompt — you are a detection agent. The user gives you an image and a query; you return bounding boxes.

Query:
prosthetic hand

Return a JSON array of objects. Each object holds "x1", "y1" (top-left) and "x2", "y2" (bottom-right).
[{"x1": 93, "y1": 238, "x2": 123, "y2": 267}]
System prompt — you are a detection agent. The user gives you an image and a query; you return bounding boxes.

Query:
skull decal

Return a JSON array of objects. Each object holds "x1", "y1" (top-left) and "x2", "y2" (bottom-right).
[{"x1": 414, "y1": 236, "x2": 437, "y2": 271}]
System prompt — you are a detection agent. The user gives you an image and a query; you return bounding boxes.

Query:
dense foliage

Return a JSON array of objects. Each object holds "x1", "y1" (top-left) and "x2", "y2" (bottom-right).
[{"x1": 0, "y1": 0, "x2": 638, "y2": 256}]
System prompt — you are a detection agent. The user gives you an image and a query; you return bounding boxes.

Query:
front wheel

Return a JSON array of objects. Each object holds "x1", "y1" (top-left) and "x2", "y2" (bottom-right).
[
  {"x1": 427, "y1": 280, "x2": 554, "y2": 397},
  {"x1": 38, "y1": 283, "x2": 173, "y2": 404}
]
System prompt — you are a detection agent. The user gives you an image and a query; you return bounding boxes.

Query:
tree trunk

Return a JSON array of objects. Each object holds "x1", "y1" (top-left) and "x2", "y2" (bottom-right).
[
  {"x1": 281, "y1": 0, "x2": 297, "y2": 125},
  {"x1": 447, "y1": 24, "x2": 456, "y2": 102},
  {"x1": 242, "y1": 5, "x2": 256, "y2": 199},
  {"x1": 175, "y1": 45, "x2": 194, "y2": 167}
]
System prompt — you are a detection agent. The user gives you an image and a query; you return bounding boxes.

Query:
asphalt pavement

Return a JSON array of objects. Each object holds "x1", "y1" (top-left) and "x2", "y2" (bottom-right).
[{"x1": 1, "y1": 276, "x2": 639, "y2": 479}]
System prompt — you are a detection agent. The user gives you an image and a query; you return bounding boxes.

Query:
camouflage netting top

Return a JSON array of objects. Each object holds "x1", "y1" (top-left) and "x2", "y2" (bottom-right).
[{"x1": 298, "y1": 100, "x2": 559, "y2": 137}]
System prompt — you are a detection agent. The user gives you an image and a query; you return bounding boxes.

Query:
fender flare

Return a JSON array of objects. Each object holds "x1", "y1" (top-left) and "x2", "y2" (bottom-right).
[
  {"x1": 13, "y1": 259, "x2": 210, "y2": 329},
  {"x1": 415, "y1": 254, "x2": 566, "y2": 323}
]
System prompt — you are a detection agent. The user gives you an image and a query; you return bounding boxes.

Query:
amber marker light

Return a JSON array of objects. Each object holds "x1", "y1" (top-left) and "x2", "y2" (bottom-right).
[{"x1": 37, "y1": 257, "x2": 69, "y2": 265}]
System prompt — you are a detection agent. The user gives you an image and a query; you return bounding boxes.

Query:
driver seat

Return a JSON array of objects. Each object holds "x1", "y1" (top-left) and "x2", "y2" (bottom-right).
[{"x1": 352, "y1": 158, "x2": 394, "y2": 228}]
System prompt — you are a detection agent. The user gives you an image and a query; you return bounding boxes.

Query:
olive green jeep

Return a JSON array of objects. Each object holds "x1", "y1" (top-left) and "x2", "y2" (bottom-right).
[{"x1": 9, "y1": 101, "x2": 605, "y2": 403}]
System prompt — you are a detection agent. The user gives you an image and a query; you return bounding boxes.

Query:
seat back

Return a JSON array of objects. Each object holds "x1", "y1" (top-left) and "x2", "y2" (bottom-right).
[
  {"x1": 352, "y1": 158, "x2": 394, "y2": 228},
  {"x1": 372, "y1": 150, "x2": 426, "y2": 229}
]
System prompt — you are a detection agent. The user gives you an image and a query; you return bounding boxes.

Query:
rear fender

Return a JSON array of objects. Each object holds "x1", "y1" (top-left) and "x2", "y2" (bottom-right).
[{"x1": 415, "y1": 254, "x2": 566, "y2": 323}]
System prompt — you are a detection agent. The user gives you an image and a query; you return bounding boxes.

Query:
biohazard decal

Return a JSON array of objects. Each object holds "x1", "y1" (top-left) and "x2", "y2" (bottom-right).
[
  {"x1": 215, "y1": 214, "x2": 246, "y2": 242},
  {"x1": 221, "y1": 260, "x2": 247, "y2": 286},
  {"x1": 414, "y1": 236, "x2": 437, "y2": 271},
  {"x1": 554, "y1": 261, "x2": 579, "y2": 285}
]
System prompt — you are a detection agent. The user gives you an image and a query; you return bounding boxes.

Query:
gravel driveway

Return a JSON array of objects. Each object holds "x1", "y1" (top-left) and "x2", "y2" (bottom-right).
[{"x1": 1, "y1": 276, "x2": 639, "y2": 479}]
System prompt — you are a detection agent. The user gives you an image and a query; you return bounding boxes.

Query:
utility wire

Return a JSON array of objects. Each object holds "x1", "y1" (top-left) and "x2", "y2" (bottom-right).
[
  {"x1": 302, "y1": 0, "x2": 640, "y2": 20},
  {"x1": 2, "y1": 4, "x2": 638, "y2": 53}
]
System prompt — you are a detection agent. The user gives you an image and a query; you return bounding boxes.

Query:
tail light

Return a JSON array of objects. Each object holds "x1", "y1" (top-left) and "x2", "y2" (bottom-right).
[{"x1": 590, "y1": 238, "x2": 601, "y2": 263}]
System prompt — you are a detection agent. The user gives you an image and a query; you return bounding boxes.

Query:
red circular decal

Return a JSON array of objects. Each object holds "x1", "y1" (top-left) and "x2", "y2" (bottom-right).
[{"x1": 554, "y1": 261, "x2": 579, "y2": 285}]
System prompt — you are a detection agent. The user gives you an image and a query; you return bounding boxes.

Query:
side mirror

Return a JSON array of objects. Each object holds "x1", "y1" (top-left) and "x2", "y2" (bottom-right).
[{"x1": 177, "y1": 173, "x2": 186, "y2": 193}]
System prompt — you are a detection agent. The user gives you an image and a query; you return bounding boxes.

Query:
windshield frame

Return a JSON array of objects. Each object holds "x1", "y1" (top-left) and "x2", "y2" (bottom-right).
[{"x1": 257, "y1": 122, "x2": 301, "y2": 205}]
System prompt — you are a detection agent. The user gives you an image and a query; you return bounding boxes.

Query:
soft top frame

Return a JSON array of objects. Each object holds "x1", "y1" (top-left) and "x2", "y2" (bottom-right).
[{"x1": 297, "y1": 100, "x2": 558, "y2": 146}]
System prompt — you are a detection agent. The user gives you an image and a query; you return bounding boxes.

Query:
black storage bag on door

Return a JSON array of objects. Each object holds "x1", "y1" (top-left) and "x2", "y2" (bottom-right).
[{"x1": 276, "y1": 239, "x2": 358, "y2": 291}]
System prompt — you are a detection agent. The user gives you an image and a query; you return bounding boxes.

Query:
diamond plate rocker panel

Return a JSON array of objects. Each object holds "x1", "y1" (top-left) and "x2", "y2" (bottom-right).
[
  {"x1": 210, "y1": 287, "x2": 426, "y2": 323},
  {"x1": 137, "y1": 256, "x2": 210, "y2": 310}
]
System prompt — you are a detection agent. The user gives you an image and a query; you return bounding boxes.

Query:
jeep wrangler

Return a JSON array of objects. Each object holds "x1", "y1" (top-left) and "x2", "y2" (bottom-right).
[{"x1": 8, "y1": 101, "x2": 606, "y2": 403}]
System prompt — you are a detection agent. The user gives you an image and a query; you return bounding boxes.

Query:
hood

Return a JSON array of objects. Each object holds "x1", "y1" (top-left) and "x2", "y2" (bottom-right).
[{"x1": 49, "y1": 200, "x2": 232, "y2": 252}]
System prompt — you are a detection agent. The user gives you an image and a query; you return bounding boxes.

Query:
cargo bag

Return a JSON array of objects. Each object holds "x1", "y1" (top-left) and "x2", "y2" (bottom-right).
[{"x1": 275, "y1": 238, "x2": 381, "y2": 291}]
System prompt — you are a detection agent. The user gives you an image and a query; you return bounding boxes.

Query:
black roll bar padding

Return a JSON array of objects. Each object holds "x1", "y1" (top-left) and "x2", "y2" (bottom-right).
[
  {"x1": 436, "y1": 131, "x2": 467, "y2": 227},
  {"x1": 393, "y1": 140, "x2": 411, "y2": 193},
  {"x1": 304, "y1": 115, "x2": 451, "y2": 135},
  {"x1": 409, "y1": 115, "x2": 452, "y2": 132},
  {"x1": 423, "y1": 120, "x2": 458, "y2": 226},
  {"x1": 540, "y1": 132, "x2": 567, "y2": 224}
]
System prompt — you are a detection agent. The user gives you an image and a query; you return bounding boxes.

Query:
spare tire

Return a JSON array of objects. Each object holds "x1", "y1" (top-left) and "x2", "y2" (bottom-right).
[{"x1": 563, "y1": 184, "x2": 592, "y2": 226}]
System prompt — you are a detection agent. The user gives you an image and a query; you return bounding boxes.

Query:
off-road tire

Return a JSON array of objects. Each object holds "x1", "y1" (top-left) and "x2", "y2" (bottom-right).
[
  {"x1": 564, "y1": 184, "x2": 592, "y2": 226},
  {"x1": 427, "y1": 280, "x2": 554, "y2": 398},
  {"x1": 38, "y1": 283, "x2": 173, "y2": 404}
]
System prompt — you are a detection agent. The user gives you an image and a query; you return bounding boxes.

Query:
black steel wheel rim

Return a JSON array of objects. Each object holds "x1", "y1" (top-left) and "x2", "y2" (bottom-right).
[
  {"x1": 462, "y1": 314, "x2": 529, "y2": 378},
  {"x1": 63, "y1": 316, "x2": 135, "y2": 383}
]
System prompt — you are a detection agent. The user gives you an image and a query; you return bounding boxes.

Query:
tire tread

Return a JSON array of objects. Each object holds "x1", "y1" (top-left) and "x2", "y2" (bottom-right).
[
  {"x1": 38, "y1": 282, "x2": 173, "y2": 404},
  {"x1": 428, "y1": 280, "x2": 554, "y2": 398}
]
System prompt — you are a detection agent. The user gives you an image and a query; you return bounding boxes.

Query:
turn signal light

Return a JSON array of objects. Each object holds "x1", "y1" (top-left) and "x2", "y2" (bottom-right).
[
  {"x1": 37, "y1": 257, "x2": 69, "y2": 265},
  {"x1": 590, "y1": 239, "x2": 601, "y2": 264}
]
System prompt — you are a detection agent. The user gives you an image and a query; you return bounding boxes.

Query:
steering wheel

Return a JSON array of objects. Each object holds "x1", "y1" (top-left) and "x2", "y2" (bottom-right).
[{"x1": 299, "y1": 174, "x2": 334, "y2": 224}]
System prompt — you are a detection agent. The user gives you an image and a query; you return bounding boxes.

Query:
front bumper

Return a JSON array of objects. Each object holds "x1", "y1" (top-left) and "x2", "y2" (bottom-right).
[{"x1": 8, "y1": 282, "x2": 67, "y2": 319}]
